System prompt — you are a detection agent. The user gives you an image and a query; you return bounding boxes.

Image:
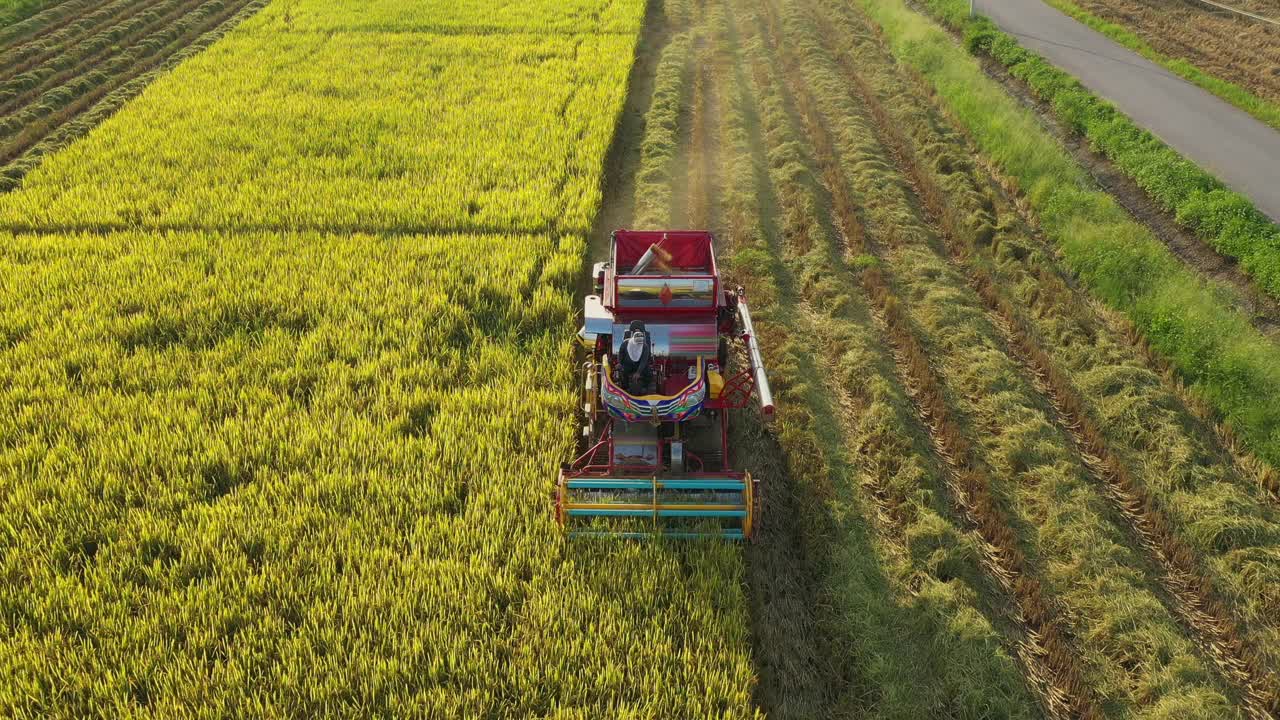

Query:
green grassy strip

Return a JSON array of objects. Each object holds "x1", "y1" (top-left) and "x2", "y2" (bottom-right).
[
  {"x1": 1037, "y1": 0, "x2": 1280, "y2": 132},
  {"x1": 859, "y1": 0, "x2": 1280, "y2": 469},
  {"x1": 955, "y1": 12, "x2": 1280, "y2": 304},
  {"x1": 632, "y1": 30, "x2": 691, "y2": 228}
]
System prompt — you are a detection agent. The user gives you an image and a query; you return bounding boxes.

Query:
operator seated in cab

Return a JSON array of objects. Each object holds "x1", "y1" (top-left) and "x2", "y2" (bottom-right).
[{"x1": 618, "y1": 320, "x2": 655, "y2": 395}]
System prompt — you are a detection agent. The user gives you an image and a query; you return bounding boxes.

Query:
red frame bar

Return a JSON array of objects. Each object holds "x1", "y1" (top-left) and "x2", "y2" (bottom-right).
[
  {"x1": 715, "y1": 369, "x2": 756, "y2": 410},
  {"x1": 565, "y1": 411, "x2": 736, "y2": 477}
]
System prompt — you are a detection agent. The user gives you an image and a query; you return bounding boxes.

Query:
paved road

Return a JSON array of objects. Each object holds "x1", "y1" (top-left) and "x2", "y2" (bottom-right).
[{"x1": 975, "y1": 0, "x2": 1280, "y2": 222}]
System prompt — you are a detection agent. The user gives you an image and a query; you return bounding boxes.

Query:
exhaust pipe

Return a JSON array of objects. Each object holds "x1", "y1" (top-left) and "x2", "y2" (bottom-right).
[{"x1": 736, "y1": 289, "x2": 774, "y2": 420}]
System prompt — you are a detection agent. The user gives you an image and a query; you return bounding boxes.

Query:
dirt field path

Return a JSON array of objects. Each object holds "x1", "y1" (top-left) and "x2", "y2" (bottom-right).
[{"x1": 976, "y1": 0, "x2": 1280, "y2": 223}]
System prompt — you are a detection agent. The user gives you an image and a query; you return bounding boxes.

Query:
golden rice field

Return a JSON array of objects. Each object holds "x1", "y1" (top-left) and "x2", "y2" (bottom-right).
[
  {"x1": 3, "y1": 0, "x2": 1280, "y2": 717},
  {"x1": 0, "y1": 0, "x2": 758, "y2": 717}
]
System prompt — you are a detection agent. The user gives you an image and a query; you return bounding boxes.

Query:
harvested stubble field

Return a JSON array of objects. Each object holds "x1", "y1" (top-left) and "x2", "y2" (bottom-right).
[
  {"x1": 633, "y1": 0, "x2": 1280, "y2": 716},
  {"x1": 1056, "y1": 0, "x2": 1280, "y2": 105},
  {"x1": 0, "y1": 0, "x2": 271, "y2": 190},
  {"x1": 2, "y1": 0, "x2": 1280, "y2": 717},
  {"x1": 0, "y1": 0, "x2": 60, "y2": 27}
]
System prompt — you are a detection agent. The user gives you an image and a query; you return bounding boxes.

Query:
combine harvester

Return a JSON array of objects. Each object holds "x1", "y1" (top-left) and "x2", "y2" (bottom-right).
[{"x1": 556, "y1": 230, "x2": 773, "y2": 540}]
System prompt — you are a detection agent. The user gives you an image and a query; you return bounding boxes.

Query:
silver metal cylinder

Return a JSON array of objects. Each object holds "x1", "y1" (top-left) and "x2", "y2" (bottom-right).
[
  {"x1": 670, "y1": 440, "x2": 685, "y2": 473},
  {"x1": 736, "y1": 295, "x2": 775, "y2": 419}
]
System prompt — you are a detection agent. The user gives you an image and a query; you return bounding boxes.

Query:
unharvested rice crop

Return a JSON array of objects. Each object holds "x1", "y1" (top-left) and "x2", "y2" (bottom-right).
[
  {"x1": 0, "y1": 230, "x2": 756, "y2": 717},
  {"x1": 0, "y1": 0, "x2": 763, "y2": 716},
  {"x1": 0, "y1": 29, "x2": 635, "y2": 235}
]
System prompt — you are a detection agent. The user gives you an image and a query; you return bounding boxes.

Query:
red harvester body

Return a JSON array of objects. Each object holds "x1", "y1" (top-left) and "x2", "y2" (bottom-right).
[{"x1": 556, "y1": 230, "x2": 773, "y2": 540}]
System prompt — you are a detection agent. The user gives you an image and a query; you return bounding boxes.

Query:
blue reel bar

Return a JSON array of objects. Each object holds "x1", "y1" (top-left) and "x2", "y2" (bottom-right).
[
  {"x1": 557, "y1": 473, "x2": 755, "y2": 541},
  {"x1": 568, "y1": 530, "x2": 748, "y2": 541},
  {"x1": 564, "y1": 478, "x2": 746, "y2": 491}
]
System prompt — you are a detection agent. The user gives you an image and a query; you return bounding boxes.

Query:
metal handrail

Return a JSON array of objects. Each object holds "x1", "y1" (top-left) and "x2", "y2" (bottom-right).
[{"x1": 736, "y1": 292, "x2": 774, "y2": 419}]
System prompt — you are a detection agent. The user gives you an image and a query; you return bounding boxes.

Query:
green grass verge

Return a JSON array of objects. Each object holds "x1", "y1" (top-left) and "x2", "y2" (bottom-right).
[
  {"x1": 857, "y1": 0, "x2": 1280, "y2": 467},
  {"x1": 1037, "y1": 0, "x2": 1280, "y2": 132}
]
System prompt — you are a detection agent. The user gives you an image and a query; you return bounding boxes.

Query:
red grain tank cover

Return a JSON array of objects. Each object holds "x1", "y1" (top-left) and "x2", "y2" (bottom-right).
[{"x1": 613, "y1": 230, "x2": 714, "y2": 274}]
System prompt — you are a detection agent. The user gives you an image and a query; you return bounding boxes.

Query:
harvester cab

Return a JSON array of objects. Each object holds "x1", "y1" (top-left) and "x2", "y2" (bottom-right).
[{"x1": 556, "y1": 230, "x2": 774, "y2": 540}]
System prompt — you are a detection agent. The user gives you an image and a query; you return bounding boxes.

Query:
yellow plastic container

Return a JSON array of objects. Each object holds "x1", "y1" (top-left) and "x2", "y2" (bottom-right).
[{"x1": 708, "y1": 369, "x2": 725, "y2": 399}]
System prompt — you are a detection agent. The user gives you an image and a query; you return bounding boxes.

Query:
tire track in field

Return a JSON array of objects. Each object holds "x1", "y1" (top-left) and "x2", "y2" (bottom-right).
[
  {"x1": 666, "y1": 29, "x2": 697, "y2": 229},
  {"x1": 692, "y1": 0, "x2": 726, "y2": 233},
  {"x1": 807, "y1": 1, "x2": 1280, "y2": 716},
  {"x1": 687, "y1": 59, "x2": 718, "y2": 230},
  {"x1": 751, "y1": 0, "x2": 1097, "y2": 716}
]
